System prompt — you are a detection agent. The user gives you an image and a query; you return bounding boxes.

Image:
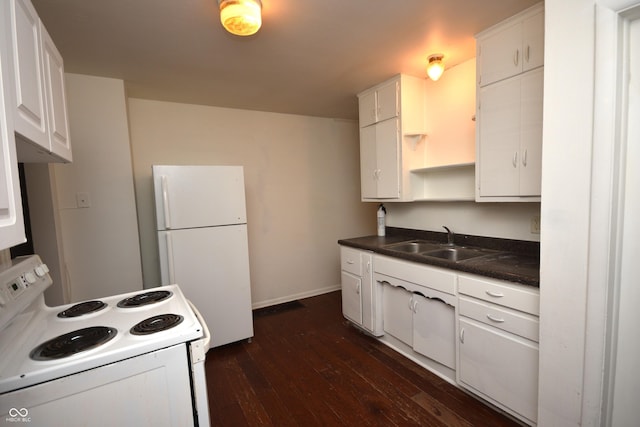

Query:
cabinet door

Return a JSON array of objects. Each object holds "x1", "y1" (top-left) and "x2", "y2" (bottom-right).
[
  {"x1": 376, "y1": 80, "x2": 398, "y2": 122},
  {"x1": 412, "y1": 295, "x2": 455, "y2": 369},
  {"x1": 359, "y1": 125, "x2": 378, "y2": 199},
  {"x1": 478, "y1": 77, "x2": 521, "y2": 197},
  {"x1": 382, "y1": 284, "x2": 412, "y2": 345},
  {"x1": 375, "y1": 118, "x2": 400, "y2": 198},
  {"x1": 341, "y1": 271, "x2": 363, "y2": 325},
  {"x1": 459, "y1": 317, "x2": 538, "y2": 424},
  {"x1": 358, "y1": 90, "x2": 376, "y2": 128},
  {"x1": 41, "y1": 23, "x2": 71, "y2": 162},
  {"x1": 9, "y1": 0, "x2": 47, "y2": 147},
  {"x1": 521, "y1": 11, "x2": 544, "y2": 72},
  {"x1": 478, "y1": 22, "x2": 522, "y2": 87},
  {"x1": 0, "y1": 33, "x2": 26, "y2": 250},
  {"x1": 519, "y1": 68, "x2": 543, "y2": 196}
]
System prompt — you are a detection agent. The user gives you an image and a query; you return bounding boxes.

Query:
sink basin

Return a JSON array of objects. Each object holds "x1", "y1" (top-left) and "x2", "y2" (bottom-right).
[
  {"x1": 384, "y1": 240, "x2": 443, "y2": 254},
  {"x1": 421, "y1": 247, "x2": 494, "y2": 262}
]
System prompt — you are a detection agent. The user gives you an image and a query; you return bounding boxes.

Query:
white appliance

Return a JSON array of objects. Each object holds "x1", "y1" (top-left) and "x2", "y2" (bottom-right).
[
  {"x1": 0, "y1": 255, "x2": 211, "y2": 426},
  {"x1": 153, "y1": 165, "x2": 254, "y2": 348}
]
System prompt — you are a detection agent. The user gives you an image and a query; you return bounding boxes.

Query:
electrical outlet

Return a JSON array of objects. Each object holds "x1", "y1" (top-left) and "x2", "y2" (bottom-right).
[
  {"x1": 530, "y1": 215, "x2": 541, "y2": 234},
  {"x1": 76, "y1": 192, "x2": 91, "y2": 208}
]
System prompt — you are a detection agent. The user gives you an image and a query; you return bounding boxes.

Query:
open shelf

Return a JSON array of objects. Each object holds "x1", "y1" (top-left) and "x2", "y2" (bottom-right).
[{"x1": 410, "y1": 162, "x2": 476, "y2": 201}]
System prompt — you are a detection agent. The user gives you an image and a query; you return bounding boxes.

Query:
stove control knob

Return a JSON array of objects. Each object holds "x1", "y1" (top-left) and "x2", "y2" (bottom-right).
[
  {"x1": 35, "y1": 264, "x2": 49, "y2": 277},
  {"x1": 24, "y1": 272, "x2": 37, "y2": 284}
]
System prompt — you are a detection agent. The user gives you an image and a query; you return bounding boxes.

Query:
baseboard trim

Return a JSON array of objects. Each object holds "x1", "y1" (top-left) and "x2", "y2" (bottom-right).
[{"x1": 252, "y1": 284, "x2": 341, "y2": 310}]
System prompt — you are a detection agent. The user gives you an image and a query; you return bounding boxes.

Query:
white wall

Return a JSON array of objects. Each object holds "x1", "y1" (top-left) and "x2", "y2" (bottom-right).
[
  {"x1": 46, "y1": 74, "x2": 144, "y2": 302},
  {"x1": 387, "y1": 201, "x2": 540, "y2": 241},
  {"x1": 126, "y1": 99, "x2": 375, "y2": 308},
  {"x1": 423, "y1": 58, "x2": 476, "y2": 167}
]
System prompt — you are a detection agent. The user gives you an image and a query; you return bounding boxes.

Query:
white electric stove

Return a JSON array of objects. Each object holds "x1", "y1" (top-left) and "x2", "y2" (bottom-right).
[{"x1": 0, "y1": 255, "x2": 211, "y2": 426}]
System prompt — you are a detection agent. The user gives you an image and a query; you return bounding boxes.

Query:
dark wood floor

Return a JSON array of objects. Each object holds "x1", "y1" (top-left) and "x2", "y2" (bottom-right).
[{"x1": 205, "y1": 291, "x2": 520, "y2": 426}]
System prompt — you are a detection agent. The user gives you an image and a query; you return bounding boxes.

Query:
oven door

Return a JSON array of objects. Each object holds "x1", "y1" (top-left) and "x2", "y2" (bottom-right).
[
  {"x1": 188, "y1": 300, "x2": 211, "y2": 427},
  {"x1": 0, "y1": 344, "x2": 195, "y2": 426}
]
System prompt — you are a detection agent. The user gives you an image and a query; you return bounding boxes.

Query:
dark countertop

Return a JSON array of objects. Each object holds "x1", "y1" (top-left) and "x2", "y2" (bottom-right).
[{"x1": 338, "y1": 227, "x2": 540, "y2": 287}]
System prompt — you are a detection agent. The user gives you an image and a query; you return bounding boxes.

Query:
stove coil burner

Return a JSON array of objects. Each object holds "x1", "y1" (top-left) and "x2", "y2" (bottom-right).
[
  {"x1": 57, "y1": 300, "x2": 107, "y2": 318},
  {"x1": 30, "y1": 326, "x2": 118, "y2": 361},
  {"x1": 117, "y1": 290, "x2": 172, "y2": 308},
  {"x1": 131, "y1": 314, "x2": 184, "y2": 335}
]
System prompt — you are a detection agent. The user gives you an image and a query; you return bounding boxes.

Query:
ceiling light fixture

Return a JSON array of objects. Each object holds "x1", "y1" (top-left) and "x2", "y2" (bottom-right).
[
  {"x1": 426, "y1": 54, "x2": 445, "y2": 81},
  {"x1": 218, "y1": 0, "x2": 262, "y2": 36}
]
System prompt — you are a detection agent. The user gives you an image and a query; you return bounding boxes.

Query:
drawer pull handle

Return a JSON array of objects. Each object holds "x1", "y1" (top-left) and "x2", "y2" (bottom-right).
[
  {"x1": 487, "y1": 314, "x2": 505, "y2": 323},
  {"x1": 486, "y1": 290, "x2": 505, "y2": 298},
  {"x1": 346, "y1": 260, "x2": 355, "y2": 264}
]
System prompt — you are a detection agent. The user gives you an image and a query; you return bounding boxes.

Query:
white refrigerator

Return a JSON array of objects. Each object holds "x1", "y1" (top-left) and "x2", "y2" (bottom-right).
[{"x1": 152, "y1": 165, "x2": 254, "y2": 348}]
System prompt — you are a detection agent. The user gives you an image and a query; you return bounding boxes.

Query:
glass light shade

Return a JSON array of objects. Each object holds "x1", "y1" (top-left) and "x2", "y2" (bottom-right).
[
  {"x1": 219, "y1": 0, "x2": 262, "y2": 36},
  {"x1": 427, "y1": 55, "x2": 445, "y2": 81}
]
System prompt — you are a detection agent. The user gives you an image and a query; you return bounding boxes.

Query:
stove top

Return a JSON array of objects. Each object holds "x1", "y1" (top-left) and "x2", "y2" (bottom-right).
[{"x1": 0, "y1": 256, "x2": 205, "y2": 394}]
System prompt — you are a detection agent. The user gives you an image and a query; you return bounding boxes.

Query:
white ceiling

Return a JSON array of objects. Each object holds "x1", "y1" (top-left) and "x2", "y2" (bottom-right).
[{"x1": 32, "y1": 0, "x2": 540, "y2": 120}]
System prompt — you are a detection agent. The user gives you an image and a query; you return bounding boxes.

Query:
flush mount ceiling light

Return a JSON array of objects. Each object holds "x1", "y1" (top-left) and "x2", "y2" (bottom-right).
[
  {"x1": 218, "y1": 0, "x2": 262, "y2": 36},
  {"x1": 426, "y1": 54, "x2": 445, "y2": 81}
]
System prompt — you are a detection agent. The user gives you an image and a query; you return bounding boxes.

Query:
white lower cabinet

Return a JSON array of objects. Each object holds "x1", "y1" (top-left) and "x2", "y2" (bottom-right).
[
  {"x1": 458, "y1": 317, "x2": 538, "y2": 423},
  {"x1": 375, "y1": 255, "x2": 457, "y2": 372},
  {"x1": 457, "y1": 274, "x2": 540, "y2": 425},
  {"x1": 413, "y1": 294, "x2": 455, "y2": 369},
  {"x1": 340, "y1": 248, "x2": 540, "y2": 425},
  {"x1": 340, "y1": 246, "x2": 382, "y2": 336},
  {"x1": 381, "y1": 283, "x2": 413, "y2": 345},
  {"x1": 341, "y1": 270, "x2": 363, "y2": 325}
]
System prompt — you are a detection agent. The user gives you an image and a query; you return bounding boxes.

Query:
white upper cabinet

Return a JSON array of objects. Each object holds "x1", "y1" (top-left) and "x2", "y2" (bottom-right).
[
  {"x1": 359, "y1": 118, "x2": 400, "y2": 199},
  {"x1": 8, "y1": 0, "x2": 71, "y2": 163},
  {"x1": 41, "y1": 23, "x2": 71, "y2": 161},
  {"x1": 10, "y1": 0, "x2": 46, "y2": 143},
  {"x1": 0, "y1": 2, "x2": 26, "y2": 249},
  {"x1": 477, "y1": 68, "x2": 543, "y2": 198},
  {"x1": 477, "y1": 3, "x2": 544, "y2": 87},
  {"x1": 475, "y1": 3, "x2": 544, "y2": 202},
  {"x1": 358, "y1": 79, "x2": 398, "y2": 128},
  {"x1": 357, "y1": 74, "x2": 426, "y2": 202}
]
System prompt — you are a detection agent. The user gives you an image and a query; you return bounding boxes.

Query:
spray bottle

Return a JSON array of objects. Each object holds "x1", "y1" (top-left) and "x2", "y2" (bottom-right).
[{"x1": 377, "y1": 204, "x2": 386, "y2": 237}]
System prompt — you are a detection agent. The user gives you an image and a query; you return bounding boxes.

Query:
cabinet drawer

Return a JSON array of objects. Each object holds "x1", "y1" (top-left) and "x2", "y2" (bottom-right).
[
  {"x1": 340, "y1": 246, "x2": 363, "y2": 276},
  {"x1": 459, "y1": 296, "x2": 539, "y2": 342},
  {"x1": 374, "y1": 255, "x2": 456, "y2": 295},
  {"x1": 458, "y1": 274, "x2": 539, "y2": 315}
]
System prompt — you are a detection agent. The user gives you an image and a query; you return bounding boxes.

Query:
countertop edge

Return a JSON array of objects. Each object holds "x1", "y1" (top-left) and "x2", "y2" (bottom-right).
[{"x1": 338, "y1": 232, "x2": 540, "y2": 288}]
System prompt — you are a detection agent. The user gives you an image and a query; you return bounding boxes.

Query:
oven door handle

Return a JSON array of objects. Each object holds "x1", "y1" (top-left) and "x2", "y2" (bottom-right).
[{"x1": 187, "y1": 300, "x2": 211, "y2": 362}]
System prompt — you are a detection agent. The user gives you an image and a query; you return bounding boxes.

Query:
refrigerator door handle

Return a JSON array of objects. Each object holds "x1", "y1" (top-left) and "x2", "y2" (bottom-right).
[
  {"x1": 165, "y1": 231, "x2": 176, "y2": 283},
  {"x1": 161, "y1": 175, "x2": 172, "y2": 229}
]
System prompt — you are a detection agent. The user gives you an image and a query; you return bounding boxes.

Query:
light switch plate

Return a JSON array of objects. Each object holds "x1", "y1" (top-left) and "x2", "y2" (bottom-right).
[{"x1": 76, "y1": 192, "x2": 91, "y2": 208}]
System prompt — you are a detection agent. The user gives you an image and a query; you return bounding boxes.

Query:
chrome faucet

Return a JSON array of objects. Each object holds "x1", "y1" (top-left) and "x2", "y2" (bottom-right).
[{"x1": 443, "y1": 226, "x2": 454, "y2": 246}]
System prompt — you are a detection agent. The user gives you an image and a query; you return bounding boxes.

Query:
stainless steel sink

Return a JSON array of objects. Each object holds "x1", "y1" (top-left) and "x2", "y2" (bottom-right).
[
  {"x1": 421, "y1": 247, "x2": 494, "y2": 262},
  {"x1": 384, "y1": 240, "x2": 443, "y2": 254}
]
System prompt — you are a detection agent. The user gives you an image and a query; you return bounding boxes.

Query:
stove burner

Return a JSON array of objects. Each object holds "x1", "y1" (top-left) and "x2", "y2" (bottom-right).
[
  {"x1": 131, "y1": 314, "x2": 184, "y2": 335},
  {"x1": 57, "y1": 301, "x2": 107, "y2": 318},
  {"x1": 30, "y1": 326, "x2": 117, "y2": 361},
  {"x1": 117, "y1": 290, "x2": 172, "y2": 308}
]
